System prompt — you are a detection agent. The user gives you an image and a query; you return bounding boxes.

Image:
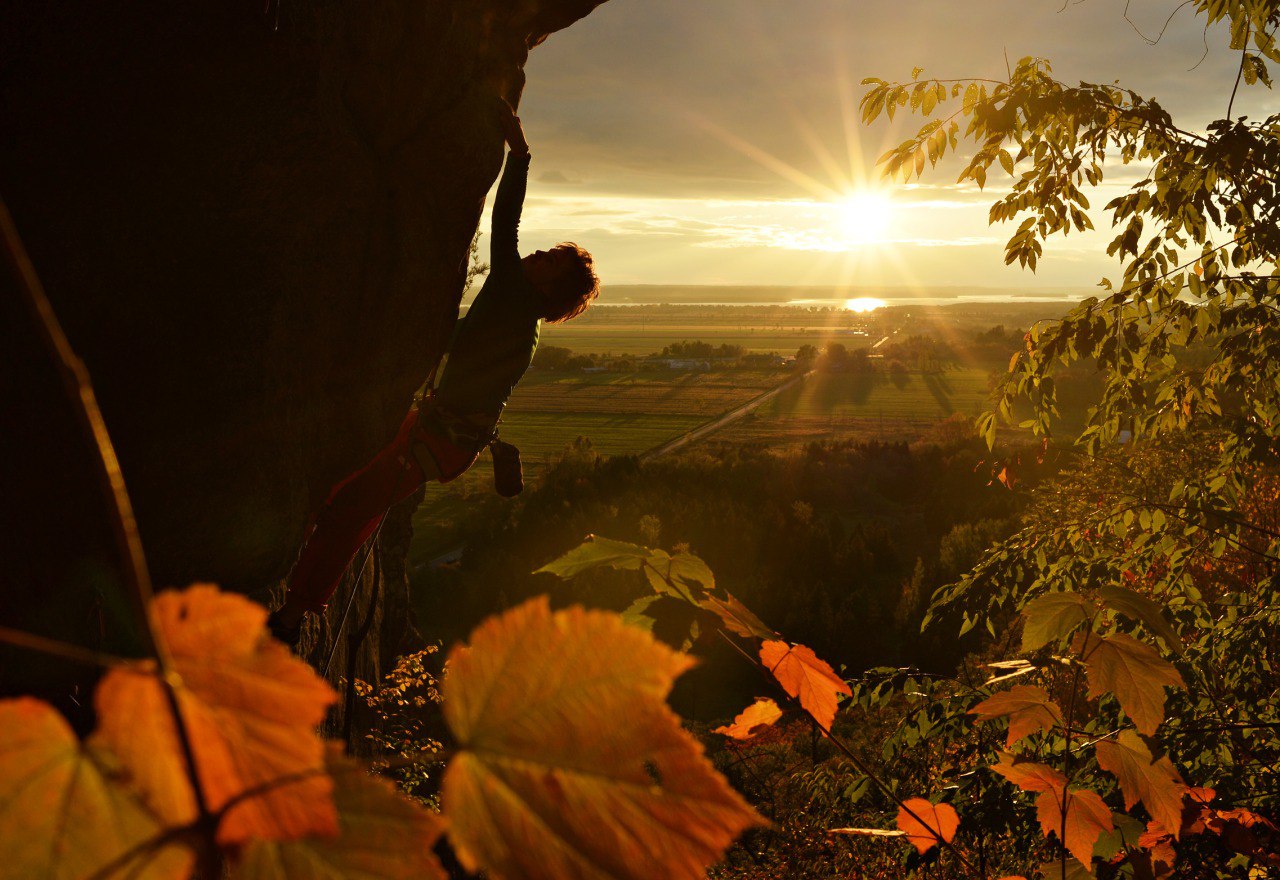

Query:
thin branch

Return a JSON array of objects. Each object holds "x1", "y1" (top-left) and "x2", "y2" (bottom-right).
[
  {"x1": 1, "y1": 199, "x2": 217, "y2": 852},
  {"x1": 0, "y1": 625, "x2": 138, "y2": 669}
]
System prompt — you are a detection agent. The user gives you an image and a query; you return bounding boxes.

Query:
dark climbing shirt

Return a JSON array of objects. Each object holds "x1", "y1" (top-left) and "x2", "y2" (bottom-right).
[{"x1": 434, "y1": 151, "x2": 541, "y2": 422}]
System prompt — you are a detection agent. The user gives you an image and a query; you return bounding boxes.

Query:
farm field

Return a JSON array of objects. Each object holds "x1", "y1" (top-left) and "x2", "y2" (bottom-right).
[
  {"x1": 539, "y1": 324, "x2": 872, "y2": 355},
  {"x1": 408, "y1": 368, "x2": 793, "y2": 565},
  {"x1": 705, "y1": 367, "x2": 995, "y2": 449}
]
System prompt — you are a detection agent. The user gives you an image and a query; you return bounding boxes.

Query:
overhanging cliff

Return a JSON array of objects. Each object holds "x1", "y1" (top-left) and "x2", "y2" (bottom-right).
[{"x1": 0, "y1": 0, "x2": 607, "y2": 683}]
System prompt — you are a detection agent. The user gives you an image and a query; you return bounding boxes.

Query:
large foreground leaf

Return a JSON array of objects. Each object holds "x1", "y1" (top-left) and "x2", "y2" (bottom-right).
[
  {"x1": 234, "y1": 750, "x2": 446, "y2": 880},
  {"x1": 441, "y1": 597, "x2": 762, "y2": 880},
  {"x1": 759, "y1": 640, "x2": 851, "y2": 730},
  {"x1": 94, "y1": 585, "x2": 338, "y2": 844},
  {"x1": 0, "y1": 698, "x2": 192, "y2": 880}
]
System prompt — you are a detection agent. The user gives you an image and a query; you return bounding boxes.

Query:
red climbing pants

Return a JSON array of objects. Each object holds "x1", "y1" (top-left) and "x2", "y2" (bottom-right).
[{"x1": 285, "y1": 405, "x2": 482, "y2": 613}]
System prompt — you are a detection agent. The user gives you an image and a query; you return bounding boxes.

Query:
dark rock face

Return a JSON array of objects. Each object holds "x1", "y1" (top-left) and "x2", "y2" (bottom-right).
[{"x1": 0, "y1": 0, "x2": 605, "y2": 679}]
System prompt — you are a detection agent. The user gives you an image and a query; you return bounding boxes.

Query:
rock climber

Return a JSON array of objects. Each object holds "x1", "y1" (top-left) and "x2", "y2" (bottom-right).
[{"x1": 268, "y1": 99, "x2": 600, "y2": 645}]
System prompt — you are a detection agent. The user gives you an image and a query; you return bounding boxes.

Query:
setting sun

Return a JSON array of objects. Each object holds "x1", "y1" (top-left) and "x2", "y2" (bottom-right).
[
  {"x1": 835, "y1": 191, "x2": 895, "y2": 246},
  {"x1": 843, "y1": 297, "x2": 886, "y2": 312}
]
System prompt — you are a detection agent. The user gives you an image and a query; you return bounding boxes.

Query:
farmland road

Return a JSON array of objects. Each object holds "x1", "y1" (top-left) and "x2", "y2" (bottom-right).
[
  {"x1": 639, "y1": 370, "x2": 812, "y2": 460},
  {"x1": 419, "y1": 370, "x2": 812, "y2": 571}
]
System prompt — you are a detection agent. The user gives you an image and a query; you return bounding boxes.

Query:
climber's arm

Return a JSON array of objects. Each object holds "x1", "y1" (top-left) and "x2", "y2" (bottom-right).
[{"x1": 490, "y1": 102, "x2": 531, "y2": 273}]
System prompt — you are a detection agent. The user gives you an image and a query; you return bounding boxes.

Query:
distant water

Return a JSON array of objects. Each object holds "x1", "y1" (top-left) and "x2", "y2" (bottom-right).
[{"x1": 598, "y1": 284, "x2": 1088, "y2": 308}]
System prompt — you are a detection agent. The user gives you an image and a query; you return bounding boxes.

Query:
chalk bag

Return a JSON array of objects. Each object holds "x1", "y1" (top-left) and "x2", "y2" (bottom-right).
[{"x1": 490, "y1": 439, "x2": 524, "y2": 497}]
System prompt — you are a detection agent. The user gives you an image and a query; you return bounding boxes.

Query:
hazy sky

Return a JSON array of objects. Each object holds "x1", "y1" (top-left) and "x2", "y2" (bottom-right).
[{"x1": 494, "y1": 0, "x2": 1277, "y2": 292}]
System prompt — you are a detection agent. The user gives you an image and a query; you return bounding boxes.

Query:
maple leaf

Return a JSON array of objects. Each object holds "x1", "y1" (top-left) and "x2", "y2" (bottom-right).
[
  {"x1": 94, "y1": 585, "x2": 338, "y2": 845},
  {"x1": 233, "y1": 748, "x2": 446, "y2": 880},
  {"x1": 991, "y1": 752, "x2": 1067, "y2": 794},
  {"x1": 896, "y1": 798, "x2": 960, "y2": 854},
  {"x1": 991, "y1": 752, "x2": 1112, "y2": 866},
  {"x1": 441, "y1": 597, "x2": 762, "y2": 880},
  {"x1": 1035, "y1": 783, "x2": 1113, "y2": 867},
  {"x1": 714, "y1": 699, "x2": 783, "y2": 739},
  {"x1": 760, "y1": 640, "x2": 852, "y2": 730},
  {"x1": 1097, "y1": 585, "x2": 1182, "y2": 653},
  {"x1": 1094, "y1": 730, "x2": 1186, "y2": 838},
  {"x1": 700, "y1": 592, "x2": 776, "y2": 640},
  {"x1": 1074, "y1": 630, "x2": 1185, "y2": 736},
  {"x1": 969, "y1": 685, "x2": 1063, "y2": 747},
  {"x1": 0, "y1": 698, "x2": 192, "y2": 880},
  {"x1": 1021, "y1": 591, "x2": 1093, "y2": 652}
]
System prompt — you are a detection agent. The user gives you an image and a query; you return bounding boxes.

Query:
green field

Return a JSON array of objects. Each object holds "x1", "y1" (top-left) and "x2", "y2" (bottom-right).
[
  {"x1": 409, "y1": 369, "x2": 792, "y2": 564},
  {"x1": 709, "y1": 367, "x2": 995, "y2": 448}
]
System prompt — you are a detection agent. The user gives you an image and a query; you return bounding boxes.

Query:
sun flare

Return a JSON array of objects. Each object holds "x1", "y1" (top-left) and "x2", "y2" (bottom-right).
[
  {"x1": 835, "y1": 191, "x2": 895, "y2": 246},
  {"x1": 843, "y1": 297, "x2": 886, "y2": 313}
]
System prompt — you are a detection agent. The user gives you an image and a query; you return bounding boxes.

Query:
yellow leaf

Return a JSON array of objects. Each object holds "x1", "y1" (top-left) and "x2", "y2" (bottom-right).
[
  {"x1": 969, "y1": 685, "x2": 1063, "y2": 747},
  {"x1": 896, "y1": 798, "x2": 960, "y2": 854},
  {"x1": 233, "y1": 748, "x2": 446, "y2": 880},
  {"x1": 1094, "y1": 730, "x2": 1186, "y2": 838},
  {"x1": 700, "y1": 592, "x2": 775, "y2": 640},
  {"x1": 1075, "y1": 631, "x2": 1185, "y2": 736},
  {"x1": 714, "y1": 699, "x2": 783, "y2": 739},
  {"x1": 1036, "y1": 784, "x2": 1113, "y2": 868},
  {"x1": 1021, "y1": 591, "x2": 1093, "y2": 652},
  {"x1": 0, "y1": 698, "x2": 192, "y2": 880},
  {"x1": 94, "y1": 585, "x2": 338, "y2": 844},
  {"x1": 760, "y1": 640, "x2": 851, "y2": 730},
  {"x1": 441, "y1": 597, "x2": 762, "y2": 880}
]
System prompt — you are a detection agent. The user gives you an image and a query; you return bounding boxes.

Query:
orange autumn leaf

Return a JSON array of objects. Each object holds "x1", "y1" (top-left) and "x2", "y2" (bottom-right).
[
  {"x1": 1075, "y1": 630, "x2": 1185, "y2": 736},
  {"x1": 0, "y1": 698, "x2": 192, "y2": 880},
  {"x1": 896, "y1": 798, "x2": 960, "y2": 854},
  {"x1": 94, "y1": 585, "x2": 338, "y2": 845},
  {"x1": 759, "y1": 640, "x2": 851, "y2": 730},
  {"x1": 993, "y1": 752, "x2": 1112, "y2": 865},
  {"x1": 1094, "y1": 730, "x2": 1186, "y2": 838},
  {"x1": 441, "y1": 597, "x2": 762, "y2": 880},
  {"x1": 233, "y1": 748, "x2": 447, "y2": 880},
  {"x1": 714, "y1": 699, "x2": 783, "y2": 739},
  {"x1": 991, "y1": 752, "x2": 1068, "y2": 794},
  {"x1": 1035, "y1": 783, "x2": 1113, "y2": 867},
  {"x1": 969, "y1": 685, "x2": 1063, "y2": 747}
]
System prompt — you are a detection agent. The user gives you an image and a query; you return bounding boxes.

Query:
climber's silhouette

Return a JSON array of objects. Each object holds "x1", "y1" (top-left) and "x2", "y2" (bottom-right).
[{"x1": 269, "y1": 100, "x2": 600, "y2": 645}]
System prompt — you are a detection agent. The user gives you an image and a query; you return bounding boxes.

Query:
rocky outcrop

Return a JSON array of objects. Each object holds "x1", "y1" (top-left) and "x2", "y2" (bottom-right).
[{"x1": 0, "y1": 0, "x2": 606, "y2": 685}]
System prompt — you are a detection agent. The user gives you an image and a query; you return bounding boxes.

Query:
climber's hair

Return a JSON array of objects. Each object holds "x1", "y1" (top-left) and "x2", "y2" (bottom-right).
[{"x1": 541, "y1": 242, "x2": 600, "y2": 323}]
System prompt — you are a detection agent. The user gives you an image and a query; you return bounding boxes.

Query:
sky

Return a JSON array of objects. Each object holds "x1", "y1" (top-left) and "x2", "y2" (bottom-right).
[{"x1": 486, "y1": 0, "x2": 1280, "y2": 296}]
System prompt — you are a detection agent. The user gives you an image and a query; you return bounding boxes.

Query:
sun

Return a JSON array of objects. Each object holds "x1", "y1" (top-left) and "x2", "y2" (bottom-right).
[
  {"x1": 835, "y1": 191, "x2": 895, "y2": 246},
  {"x1": 843, "y1": 297, "x2": 886, "y2": 313}
]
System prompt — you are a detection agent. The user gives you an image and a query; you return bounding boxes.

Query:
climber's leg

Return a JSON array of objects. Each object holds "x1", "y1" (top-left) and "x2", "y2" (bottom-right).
[{"x1": 277, "y1": 408, "x2": 435, "y2": 625}]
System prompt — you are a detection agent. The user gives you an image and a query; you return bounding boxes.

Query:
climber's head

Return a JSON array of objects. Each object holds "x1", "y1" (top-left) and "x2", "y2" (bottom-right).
[{"x1": 522, "y1": 242, "x2": 599, "y2": 323}]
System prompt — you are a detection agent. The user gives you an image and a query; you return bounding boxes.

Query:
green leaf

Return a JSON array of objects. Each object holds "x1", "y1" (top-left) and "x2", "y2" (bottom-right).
[
  {"x1": 536, "y1": 536, "x2": 648, "y2": 578},
  {"x1": 1097, "y1": 585, "x2": 1182, "y2": 652},
  {"x1": 620, "y1": 595, "x2": 662, "y2": 632},
  {"x1": 1021, "y1": 591, "x2": 1093, "y2": 652}
]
